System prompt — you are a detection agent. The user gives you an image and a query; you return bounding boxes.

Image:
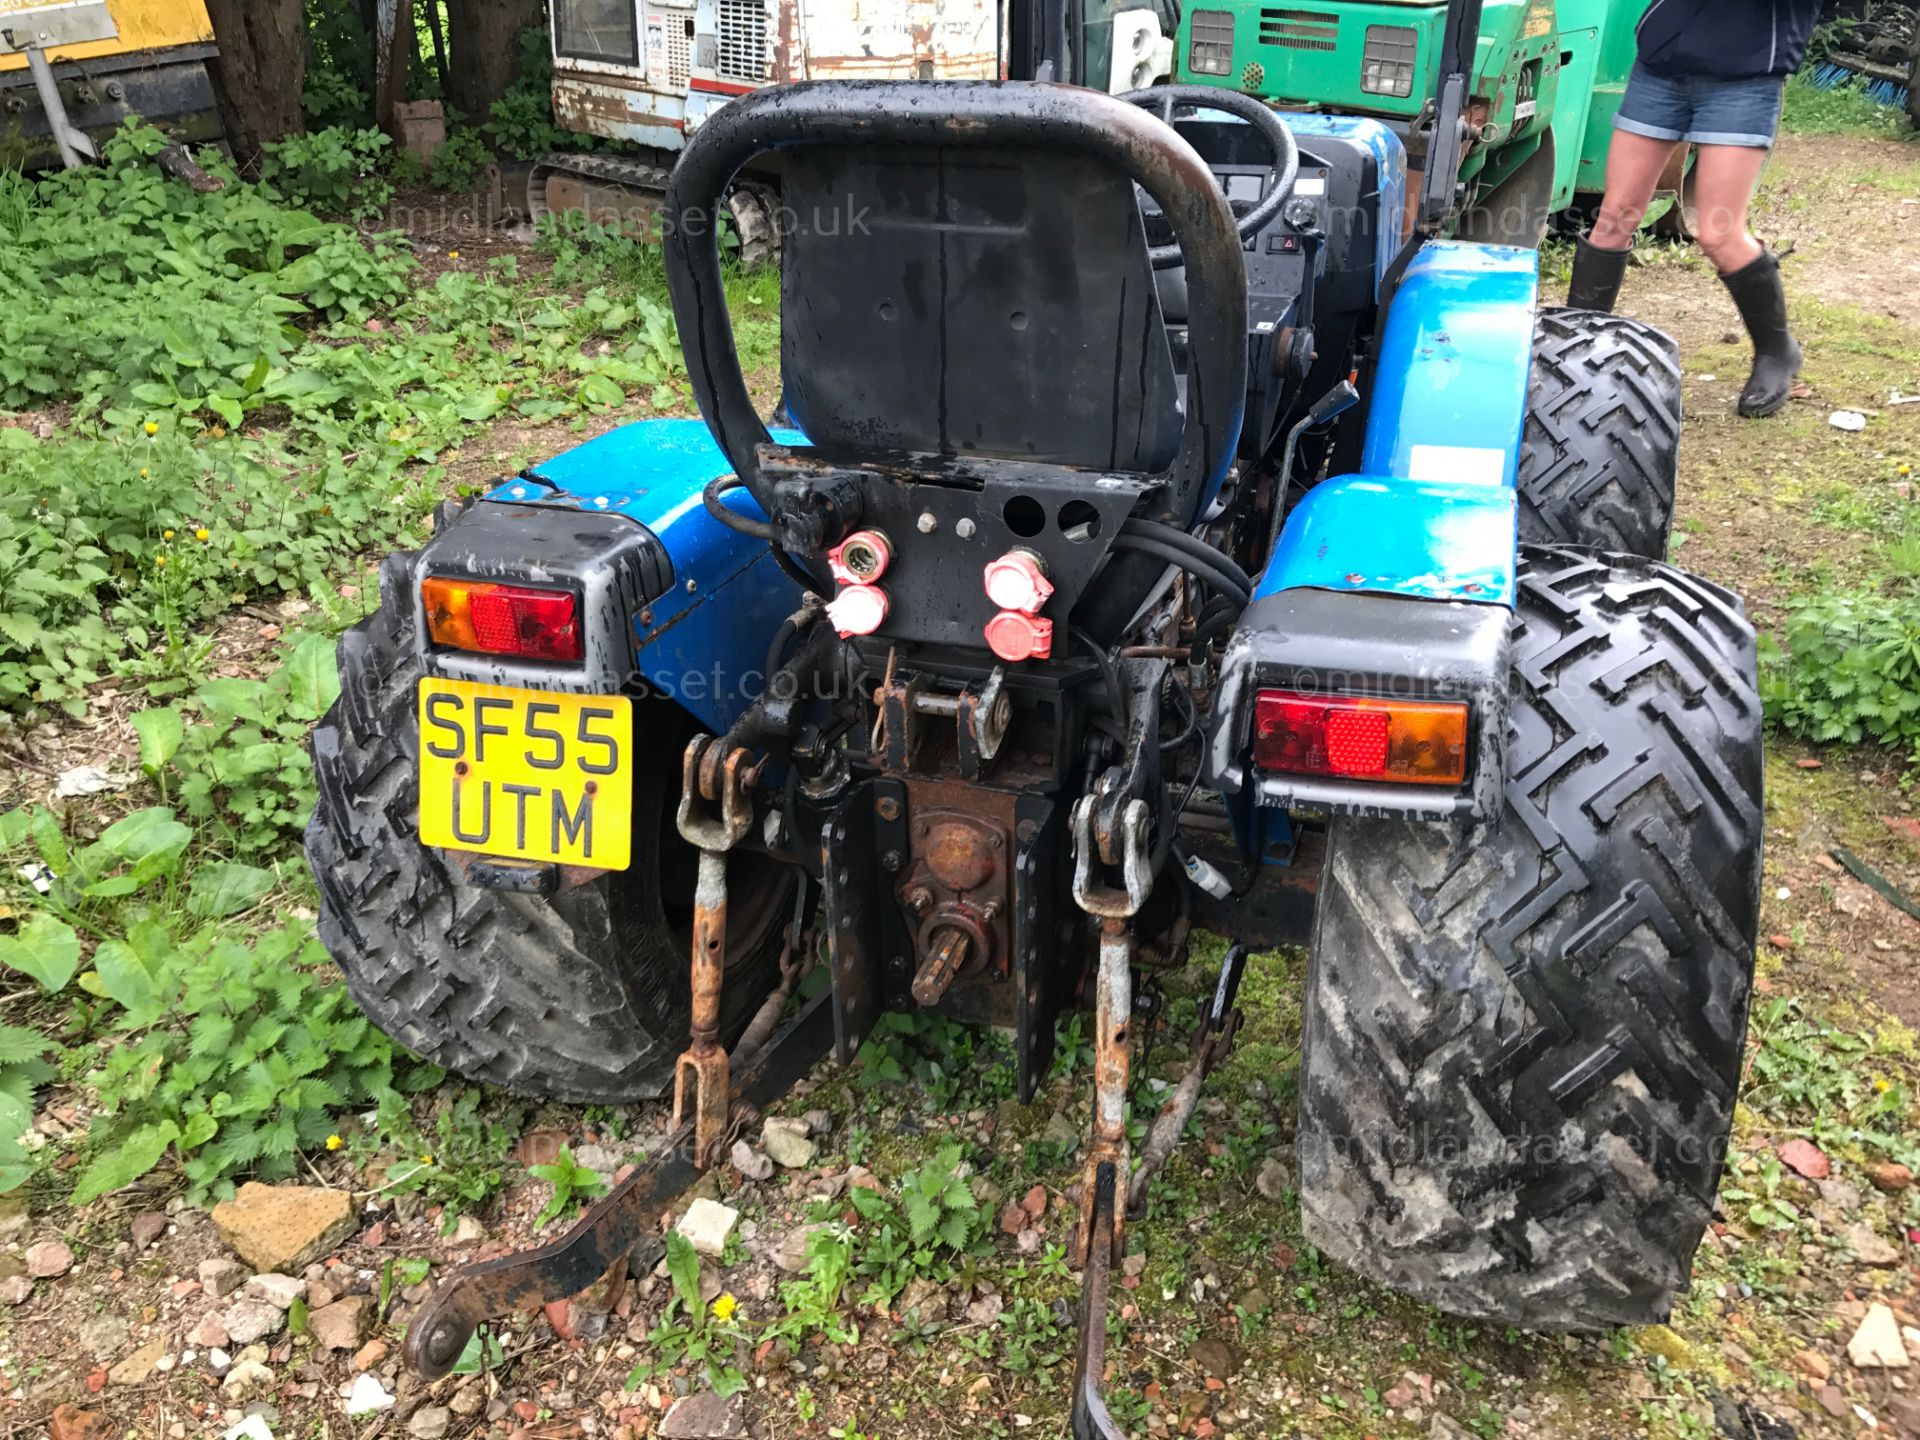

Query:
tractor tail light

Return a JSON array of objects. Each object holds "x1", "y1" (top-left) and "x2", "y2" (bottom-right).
[
  {"x1": 1253, "y1": 690, "x2": 1468, "y2": 785},
  {"x1": 421, "y1": 577, "x2": 584, "y2": 662}
]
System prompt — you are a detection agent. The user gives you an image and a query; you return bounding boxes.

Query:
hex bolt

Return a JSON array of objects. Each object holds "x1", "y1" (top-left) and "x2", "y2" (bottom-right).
[
  {"x1": 875, "y1": 796, "x2": 902, "y2": 822},
  {"x1": 881, "y1": 849, "x2": 904, "y2": 872},
  {"x1": 905, "y1": 885, "x2": 934, "y2": 913},
  {"x1": 956, "y1": 518, "x2": 977, "y2": 540},
  {"x1": 916, "y1": 512, "x2": 938, "y2": 534}
]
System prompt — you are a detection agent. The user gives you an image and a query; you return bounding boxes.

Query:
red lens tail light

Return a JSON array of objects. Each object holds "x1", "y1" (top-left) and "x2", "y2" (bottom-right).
[
  {"x1": 421, "y1": 577, "x2": 583, "y2": 662},
  {"x1": 1253, "y1": 689, "x2": 1468, "y2": 786}
]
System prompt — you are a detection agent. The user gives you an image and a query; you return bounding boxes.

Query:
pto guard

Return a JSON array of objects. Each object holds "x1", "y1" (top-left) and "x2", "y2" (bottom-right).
[{"x1": 415, "y1": 420, "x2": 805, "y2": 735}]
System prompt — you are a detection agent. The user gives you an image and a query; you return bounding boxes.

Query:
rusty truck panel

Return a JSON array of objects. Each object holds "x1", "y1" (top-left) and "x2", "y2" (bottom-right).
[
  {"x1": 552, "y1": 0, "x2": 999, "y2": 149},
  {"x1": 775, "y1": 0, "x2": 998, "y2": 81}
]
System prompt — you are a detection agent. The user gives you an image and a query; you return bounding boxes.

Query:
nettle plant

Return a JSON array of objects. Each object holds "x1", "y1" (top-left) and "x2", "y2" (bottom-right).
[{"x1": 1760, "y1": 591, "x2": 1920, "y2": 758}]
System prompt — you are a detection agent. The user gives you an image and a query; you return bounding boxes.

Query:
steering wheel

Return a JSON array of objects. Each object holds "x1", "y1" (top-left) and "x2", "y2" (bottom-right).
[{"x1": 1119, "y1": 85, "x2": 1300, "y2": 270}]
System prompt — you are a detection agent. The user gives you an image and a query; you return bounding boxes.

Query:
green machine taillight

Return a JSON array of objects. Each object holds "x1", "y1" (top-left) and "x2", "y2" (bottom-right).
[
  {"x1": 1360, "y1": 24, "x2": 1418, "y2": 98},
  {"x1": 1188, "y1": 9, "x2": 1236, "y2": 76}
]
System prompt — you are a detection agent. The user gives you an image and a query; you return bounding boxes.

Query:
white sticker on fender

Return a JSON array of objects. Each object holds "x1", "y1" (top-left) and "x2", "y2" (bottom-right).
[{"x1": 1408, "y1": 444, "x2": 1507, "y2": 486}]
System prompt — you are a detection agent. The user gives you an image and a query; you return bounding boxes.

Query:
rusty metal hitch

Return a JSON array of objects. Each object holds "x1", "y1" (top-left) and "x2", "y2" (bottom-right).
[
  {"x1": 673, "y1": 737, "x2": 757, "y2": 1169},
  {"x1": 1067, "y1": 782, "x2": 1147, "y2": 1437},
  {"x1": 403, "y1": 989, "x2": 837, "y2": 1381},
  {"x1": 1070, "y1": 1162, "x2": 1128, "y2": 1440},
  {"x1": 1069, "y1": 803, "x2": 1250, "y2": 1436}
]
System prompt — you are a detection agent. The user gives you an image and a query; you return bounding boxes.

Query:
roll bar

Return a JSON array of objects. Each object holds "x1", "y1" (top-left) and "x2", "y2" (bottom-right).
[{"x1": 661, "y1": 81, "x2": 1250, "y2": 531}]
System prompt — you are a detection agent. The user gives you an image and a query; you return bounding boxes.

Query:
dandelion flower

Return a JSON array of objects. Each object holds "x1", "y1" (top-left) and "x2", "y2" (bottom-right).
[
  {"x1": 139, "y1": 467, "x2": 149, "y2": 479},
  {"x1": 326, "y1": 1134, "x2": 345, "y2": 1151},
  {"x1": 710, "y1": 1293, "x2": 737, "y2": 1322},
  {"x1": 155, "y1": 555, "x2": 167, "y2": 568},
  {"x1": 163, "y1": 529, "x2": 175, "y2": 541},
  {"x1": 143, "y1": 421, "x2": 158, "y2": 436},
  {"x1": 196, "y1": 527, "x2": 210, "y2": 542},
  {"x1": 449, "y1": 250, "x2": 461, "y2": 259},
  {"x1": 419, "y1": 1153, "x2": 435, "y2": 1166}
]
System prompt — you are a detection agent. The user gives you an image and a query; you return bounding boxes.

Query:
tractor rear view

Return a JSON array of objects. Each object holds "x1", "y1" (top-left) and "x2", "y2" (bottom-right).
[{"x1": 306, "y1": 0, "x2": 1763, "y2": 1428}]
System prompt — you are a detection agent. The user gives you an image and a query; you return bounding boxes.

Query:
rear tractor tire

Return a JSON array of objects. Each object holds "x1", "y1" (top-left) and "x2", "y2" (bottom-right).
[
  {"x1": 1517, "y1": 309, "x2": 1682, "y2": 561},
  {"x1": 1297, "y1": 547, "x2": 1762, "y2": 1329},
  {"x1": 304, "y1": 554, "x2": 788, "y2": 1105}
]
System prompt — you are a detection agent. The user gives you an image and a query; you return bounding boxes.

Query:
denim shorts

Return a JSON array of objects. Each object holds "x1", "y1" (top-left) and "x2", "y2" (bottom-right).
[{"x1": 1615, "y1": 61, "x2": 1787, "y2": 148}]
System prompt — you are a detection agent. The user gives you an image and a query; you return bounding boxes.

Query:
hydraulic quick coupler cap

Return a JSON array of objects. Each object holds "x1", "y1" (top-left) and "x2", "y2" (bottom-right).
[
  {"x1": 984, "y1": 610, "x2": 1053, "y2": 662},
  {"x1": 825, "y1": 583, "x2": 889, "y2": 637},
  {"x1": 828, "y1": 529, "x2": 892, "y2": 584},
  {"x1": 983, "y1": 549, "x2": 1053, "y2": 615}
]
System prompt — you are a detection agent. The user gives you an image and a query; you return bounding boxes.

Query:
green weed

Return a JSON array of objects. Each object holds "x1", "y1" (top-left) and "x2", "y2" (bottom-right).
[
  {"x1": 0, "y1": 124, "x2": 687, "y2": 719},
  {"x1": 260, "y1": 126, "x2": 396, "y2": 219},
  {"x1": 1760, "y1": 590, "x2": 1920, "y2": 760},
  {"x1": 530, "y1": 1142, "x2": 610, "y2": 1227}
]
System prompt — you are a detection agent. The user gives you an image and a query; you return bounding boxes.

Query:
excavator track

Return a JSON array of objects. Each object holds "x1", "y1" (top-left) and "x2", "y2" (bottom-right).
[
  {"x1": 526, "y1": 151, "x2": 674, "y2": 231},
  {"x1": 527, "y1": 151, "x2": 782, "y2": 267}
]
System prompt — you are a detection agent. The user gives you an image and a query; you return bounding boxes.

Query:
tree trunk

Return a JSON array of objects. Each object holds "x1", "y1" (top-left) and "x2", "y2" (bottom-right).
[
  {"x1": 373, "y1": 0, "x2": 416, "y2": 131},
  {"x1": 445, "y1": 0, "x2": 545, "y2": 123},
  {"x1": 202, "y1": 0, "x2": 307, "y2": 168}
]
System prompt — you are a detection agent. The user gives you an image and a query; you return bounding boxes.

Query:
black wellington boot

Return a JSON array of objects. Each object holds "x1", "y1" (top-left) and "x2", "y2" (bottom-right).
[
  {"x1": 1566, "y1": 234, "x2": 1632, "y2": 312},
  {"x1": 1720, "y1": 248, "x2": 1803, "y2": 419}
]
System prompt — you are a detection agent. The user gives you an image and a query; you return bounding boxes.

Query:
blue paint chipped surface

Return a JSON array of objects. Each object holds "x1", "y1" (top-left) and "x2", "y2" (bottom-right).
[
  {"x1": 1254, "y1": 474, "x2": 1517, "y2": 605},
  {"x1": 1359, "y1": 241, "x2": 1537, "y2": 490}
]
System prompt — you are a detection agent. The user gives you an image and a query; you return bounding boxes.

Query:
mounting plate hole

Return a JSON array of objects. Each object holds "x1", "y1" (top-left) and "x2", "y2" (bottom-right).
[
  {"x1": 1003, "y1": 495, "x2": 1046, "y2": 538},
  {"x1": 1057, "y1": 500, "x2": 1101, "y2": 542}
]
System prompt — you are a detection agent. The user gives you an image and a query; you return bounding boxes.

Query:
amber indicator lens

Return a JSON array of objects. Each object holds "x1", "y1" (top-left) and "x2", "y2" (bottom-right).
[{"x1": 421, "y1": 577, "x2": 583, "y2": 663}]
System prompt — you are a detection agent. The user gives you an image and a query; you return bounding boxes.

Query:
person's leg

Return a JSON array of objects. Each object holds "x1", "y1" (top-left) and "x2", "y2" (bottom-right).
[
  {"x1": 1569, "y1": 78, "x2": 1683, "y2": 311},
  {"x1": 1588, "y1": 128, "x2": 1684, "y2": 251},
  {"x1": 1568, "y1": 130, "x2": 1679, "y2": 310},
  {"x1": 1689, "y1": 103, "x2": 1800, "y2": 416},
  {"x1": 1689, "y1": 142, "x2": 1767, "y2": 273}
]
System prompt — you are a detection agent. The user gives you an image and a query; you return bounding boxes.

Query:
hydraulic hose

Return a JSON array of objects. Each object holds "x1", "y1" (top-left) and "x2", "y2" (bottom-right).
[
  {"x1": 702, "y1": 473, "x2": 775, "y2": 540},
  {"x1": 1118, "y1": 518, "x2": 1254, "y2": 599},
  {"x1": 771, "y1": 543, "x2": 829, "y2": 599},
  {"x1": 1109, "y1": 533, "x2": 1251, "y2": 610}
]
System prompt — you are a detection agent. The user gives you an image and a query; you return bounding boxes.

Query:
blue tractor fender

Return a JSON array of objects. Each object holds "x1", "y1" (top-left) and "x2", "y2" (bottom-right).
[
  {"x1": 1210, "y1": 241, "x2": 1538, "y2": 837},
  {"x1": 1261, "y1": 239, "x2": 1537, "y2": 608},
  {"x1": 490, "y1": 418, "x2": 805, "y2": 736}
]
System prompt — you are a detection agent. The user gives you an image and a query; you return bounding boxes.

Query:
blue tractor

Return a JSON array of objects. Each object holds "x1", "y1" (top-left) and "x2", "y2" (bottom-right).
[{"x1": 304, "y1": 1, "x2": 1762, "y2": 1427}]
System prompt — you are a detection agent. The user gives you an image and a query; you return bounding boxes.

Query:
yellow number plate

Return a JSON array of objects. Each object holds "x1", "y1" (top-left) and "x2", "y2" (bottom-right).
[{"x1": 416, "y1": 679, "x2": 632, "y2": 871}]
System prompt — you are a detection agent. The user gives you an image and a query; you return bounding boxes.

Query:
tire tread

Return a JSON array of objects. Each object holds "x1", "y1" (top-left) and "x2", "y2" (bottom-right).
[{"x1": 1297, "y1": 546, "x2": 1762, "y2": 1329}]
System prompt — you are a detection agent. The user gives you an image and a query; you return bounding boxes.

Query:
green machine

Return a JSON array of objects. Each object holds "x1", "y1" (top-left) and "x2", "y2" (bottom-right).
[{"x1": 1169, "y1": 0, "x2": 1683, "y2": 244}]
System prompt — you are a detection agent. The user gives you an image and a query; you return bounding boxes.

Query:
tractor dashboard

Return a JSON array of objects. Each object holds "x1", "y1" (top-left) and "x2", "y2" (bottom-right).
[{"x1": 1143, "y1": 111, "x2": 1404, "y2": 457}]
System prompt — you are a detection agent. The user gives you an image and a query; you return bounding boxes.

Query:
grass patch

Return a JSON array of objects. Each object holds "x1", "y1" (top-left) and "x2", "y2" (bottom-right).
[
  {"x1": 0, "y1": 123, "x2": 757, "y2": 721},
  {"x1": 1781, "y1": 74, "x2": 1919, "y2": 140}
]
